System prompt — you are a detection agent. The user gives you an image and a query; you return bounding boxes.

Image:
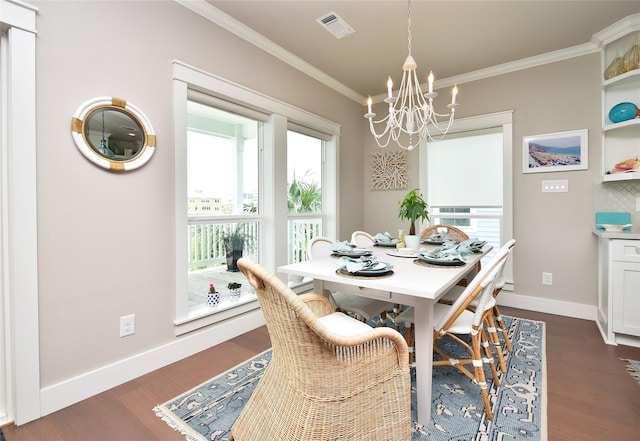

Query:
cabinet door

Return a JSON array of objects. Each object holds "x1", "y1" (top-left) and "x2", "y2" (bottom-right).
[{"x1": 612, "y1": 261, "x2": 640, "y2": 336}]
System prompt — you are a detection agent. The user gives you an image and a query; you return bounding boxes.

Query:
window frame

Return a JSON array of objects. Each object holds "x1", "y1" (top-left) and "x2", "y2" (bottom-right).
[
  {"x1": 419, "y1": 111, "x2": 514, "y2": 290},
  {"x1": 173, "y1": 61, "x2": 339, "y2": 334}
]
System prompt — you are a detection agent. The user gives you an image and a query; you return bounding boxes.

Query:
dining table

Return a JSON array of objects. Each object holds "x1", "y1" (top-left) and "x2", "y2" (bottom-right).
[{"x1": 277, "y1": 241, "x2": 492, "y2": 426}]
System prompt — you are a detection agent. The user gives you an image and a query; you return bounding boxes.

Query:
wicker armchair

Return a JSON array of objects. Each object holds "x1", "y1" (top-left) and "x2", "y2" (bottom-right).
[{"x1": 230, "y1": 258, "x2": 411, "y2": 441}]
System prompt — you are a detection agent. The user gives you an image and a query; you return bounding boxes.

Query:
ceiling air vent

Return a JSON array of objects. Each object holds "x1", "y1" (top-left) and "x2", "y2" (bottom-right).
[{"x1": 316, "y1": 11, "x2": 355, "y2": 39}]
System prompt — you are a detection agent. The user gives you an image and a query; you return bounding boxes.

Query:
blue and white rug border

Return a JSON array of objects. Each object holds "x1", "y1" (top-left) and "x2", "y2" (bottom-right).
[{"x1": 154, "y1": 348, "x2": 273, "y2": 441}]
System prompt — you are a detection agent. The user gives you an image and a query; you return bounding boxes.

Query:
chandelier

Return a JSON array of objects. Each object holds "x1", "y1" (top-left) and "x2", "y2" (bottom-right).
[{"x1": 365, "y1": 0, "x2": 458, "y2": 151}]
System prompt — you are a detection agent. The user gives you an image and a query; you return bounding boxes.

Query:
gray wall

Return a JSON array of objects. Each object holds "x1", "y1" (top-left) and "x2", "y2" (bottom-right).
[
  {"x1": 363, "y1": 54, "x2": 605, "y2": 308},
  {"x1": 34, "y1": 0, "x2": 363, "y2": 388}
]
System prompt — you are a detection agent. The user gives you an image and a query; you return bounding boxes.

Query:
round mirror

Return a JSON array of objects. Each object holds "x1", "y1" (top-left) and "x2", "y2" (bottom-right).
[{"x1": 71, "y1": 97, "x2": 156, "y2": 171}]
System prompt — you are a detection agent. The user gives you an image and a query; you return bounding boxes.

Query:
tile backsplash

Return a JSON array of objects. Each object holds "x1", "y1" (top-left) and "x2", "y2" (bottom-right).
[{"x1": 593, "y1": 181, "x2": 640, "y2": 227}]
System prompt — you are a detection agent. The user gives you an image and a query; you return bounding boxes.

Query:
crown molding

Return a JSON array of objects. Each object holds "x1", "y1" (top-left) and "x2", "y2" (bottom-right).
[
  {"x1": 176, "y1": 0, "x2": 626, "y2": 106},
  {"x1": 175, "y1": 0, "x2": 364, "y2": 103},
  {"x1": 592, "y1": 13, "x2": 640, "y2": 47}
]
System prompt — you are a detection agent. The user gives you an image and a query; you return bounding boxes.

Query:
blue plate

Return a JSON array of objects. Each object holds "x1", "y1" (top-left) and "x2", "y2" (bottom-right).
[
  {"x1": 417, "y1": 255, "x2": 465, "y2": 266},
  {"x1": 332, "y1": 249, "x2": 372, "y2": 258},
  {"x1": 339, "y1": 261, "x2": 394, "y2": 276}
]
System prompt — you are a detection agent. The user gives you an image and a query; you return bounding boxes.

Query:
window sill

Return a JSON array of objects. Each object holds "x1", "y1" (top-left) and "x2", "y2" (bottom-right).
[{"x1": 174, "y1": 292, "x2": 260, "y2": 336}]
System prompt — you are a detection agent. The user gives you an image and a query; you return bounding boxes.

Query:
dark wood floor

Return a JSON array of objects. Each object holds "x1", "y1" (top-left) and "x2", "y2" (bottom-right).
[{"x1": 3, "y1": 306, "x2": 640, "y2": 441}]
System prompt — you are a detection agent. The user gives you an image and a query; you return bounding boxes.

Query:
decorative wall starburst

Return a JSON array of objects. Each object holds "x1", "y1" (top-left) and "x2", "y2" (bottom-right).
[{"x1": 370, "y1": 150, "x2": 407, "y2": 190}]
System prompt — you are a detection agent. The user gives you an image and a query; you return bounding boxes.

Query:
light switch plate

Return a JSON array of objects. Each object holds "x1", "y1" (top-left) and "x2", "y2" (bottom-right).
[{"x1": 542, "y1": 180, "x2": 568, "y2": 192}]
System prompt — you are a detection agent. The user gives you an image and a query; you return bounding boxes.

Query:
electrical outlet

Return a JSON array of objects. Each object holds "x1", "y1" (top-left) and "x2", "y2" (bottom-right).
[
  {"x1": 542, "y1": 272, "x2": 553, "y2": 286},
  {"x1": 120, "y1": 314, "x2": 135, "y2": 337}
]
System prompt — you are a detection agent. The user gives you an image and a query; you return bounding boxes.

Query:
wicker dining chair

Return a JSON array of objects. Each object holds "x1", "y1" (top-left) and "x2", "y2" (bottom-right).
[
  {"x1": 438, "y1": 244, "x2": 515, "y2": 372},
  {"x1": 420, "y1": 224, "x2": 477, "y2": 286},
  {"x1": 230, "y1": 258, "x2": 411, "y2": 441},
  {"x1": 350, "y1": 230, "x2": 375, "y2": 247},
  {"x1": 307, "y1": 236, "x2": 393, "y2": 325},
  {"x1": 395, "y1": 239, "x2": 515, "y2": 421},
  {"x1": 419, "y1": 224, "x2": 469, "y2": 243}
]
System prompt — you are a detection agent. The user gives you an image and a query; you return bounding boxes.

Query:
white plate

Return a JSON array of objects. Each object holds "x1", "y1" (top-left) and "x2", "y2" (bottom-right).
[{"x1": 386, "y1": 250, "x2": 419, "y2": 258}]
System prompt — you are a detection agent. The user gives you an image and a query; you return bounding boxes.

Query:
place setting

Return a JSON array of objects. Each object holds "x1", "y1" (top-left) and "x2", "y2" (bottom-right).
[
  {"x1": 336, "y1": 255, "x2": 394, "y2": 278},
  {"x1": 421, "y1": 231, "x2": 454, "y2": 245},
  {"x1": 329, "y1": 240, "x2": 373, "y2": 258},
  {"x1": 372, "y1": 231, "x2": 398, "y2": 247}
]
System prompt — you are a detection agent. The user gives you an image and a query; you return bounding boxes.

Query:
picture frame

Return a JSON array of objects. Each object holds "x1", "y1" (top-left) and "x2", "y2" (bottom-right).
[{"x1": 522, "y1": 129, "x2": 588, "y2": 173}]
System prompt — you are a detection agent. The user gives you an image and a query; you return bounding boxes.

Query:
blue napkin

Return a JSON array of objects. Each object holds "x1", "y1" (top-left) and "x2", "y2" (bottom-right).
[
  {"x1": 374, "y1": 232, "x2": 396, "y2": 245},
  {"x1": 458, "y1": 238, "x2": 487, "y2": 252},
  {"x1": 339, "y1": 256, "x2": 379, "y2": 273},
  {"x1": 330, "y1": 241, "x2": 354, "y2": 253},
  {"x1": 429, "y1": 232, "x2": 450, "y2": 242}
]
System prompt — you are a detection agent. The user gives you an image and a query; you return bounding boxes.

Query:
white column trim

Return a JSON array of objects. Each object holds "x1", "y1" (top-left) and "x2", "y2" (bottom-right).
[{"x1": 1, "y1": 0, "x2": 40, "y2": 425}]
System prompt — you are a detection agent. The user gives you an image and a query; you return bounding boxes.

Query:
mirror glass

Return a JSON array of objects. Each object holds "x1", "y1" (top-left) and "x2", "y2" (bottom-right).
[
  {"x1": 71, "y1": 97, "x2": 156, "y2": 171},
  {"x1": 84, "y1": 108, "x2": 145, "y2": 160}
]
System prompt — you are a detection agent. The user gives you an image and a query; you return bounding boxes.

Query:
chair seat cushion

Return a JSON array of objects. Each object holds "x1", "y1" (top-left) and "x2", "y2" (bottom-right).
[
  {"x1": 317, "y1": 312, "x2": 373, "y2": 337},
  {"x1": 332, "y1": 292, "x2": 391, "y2": 320}
]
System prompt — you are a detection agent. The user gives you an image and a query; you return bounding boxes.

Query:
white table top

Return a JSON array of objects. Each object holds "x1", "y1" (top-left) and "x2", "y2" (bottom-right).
[{"x1": 278, "y1": 244, "x2": 491, "y2": 299}]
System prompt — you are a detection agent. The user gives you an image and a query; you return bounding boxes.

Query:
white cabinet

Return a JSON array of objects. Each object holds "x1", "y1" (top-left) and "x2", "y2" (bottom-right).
[
  {"x1": 596, "y1": 235, "x2": 640, "y2": 346},
  {"x1": 611, "y1": 240, "x2": 640, "y2": 335},
  {"x1": 596, "y1": 14, "x2": 640, "y2": 182}
]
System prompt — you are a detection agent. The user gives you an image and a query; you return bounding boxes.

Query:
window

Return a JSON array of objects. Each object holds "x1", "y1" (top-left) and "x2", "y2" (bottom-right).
[
  {"x1": 185, "y1": 101, "x2": 261, "y2": 315},
  {"x1": 173, "y1": 61, "x2": 339, "y2": 333},
  {"x1": 287, "y1": 130, "x2": 324, "y2": 266},
  {"x1": 420, "y1": 111, "x2": 514, "y2": 289},
  {"x1": 438, "y1": 208, "x2": 471, "y2": 227}
]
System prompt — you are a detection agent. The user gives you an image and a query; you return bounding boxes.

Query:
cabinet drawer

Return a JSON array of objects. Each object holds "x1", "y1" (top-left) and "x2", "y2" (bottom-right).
[
  {"x1": 324, "y1": 281, "x2": 391, "y2": 301},
  {"x1": 612, "y1": 240, "x2": 640, "y2": 263}
]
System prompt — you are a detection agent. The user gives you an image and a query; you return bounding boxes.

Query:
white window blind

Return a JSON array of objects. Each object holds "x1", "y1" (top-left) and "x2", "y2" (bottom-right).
[{"x1": 427, "y1": 129, "x2": 503, "y2": 207}]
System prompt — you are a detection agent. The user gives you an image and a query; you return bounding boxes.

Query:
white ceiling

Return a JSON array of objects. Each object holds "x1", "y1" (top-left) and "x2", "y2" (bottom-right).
[{"x1": 205, "y1": 0, "x2": 640, "y2": 99}]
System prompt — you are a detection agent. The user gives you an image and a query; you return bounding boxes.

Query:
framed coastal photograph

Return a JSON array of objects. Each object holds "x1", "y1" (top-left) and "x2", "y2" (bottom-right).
[{"x1": 522, "y1": 129, "x2": 588, "y2": 173}]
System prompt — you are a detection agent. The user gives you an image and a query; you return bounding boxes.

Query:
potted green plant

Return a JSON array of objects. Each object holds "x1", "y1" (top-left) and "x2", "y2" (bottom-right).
[
  {"x1": 398, "y1": 189, "x2": 429, "y2": 249},
  {"x1": 222, "y1": 223, "x2": 253, "y2": 272},
  {"x1": 227, "y1": 281, "x2": 242, "y2": 299}
]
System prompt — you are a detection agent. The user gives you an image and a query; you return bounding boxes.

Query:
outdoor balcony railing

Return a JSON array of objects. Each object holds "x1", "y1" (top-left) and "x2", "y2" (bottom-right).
[{"x1": 187, "y1": 218, "x2": 322, "y2": 269}]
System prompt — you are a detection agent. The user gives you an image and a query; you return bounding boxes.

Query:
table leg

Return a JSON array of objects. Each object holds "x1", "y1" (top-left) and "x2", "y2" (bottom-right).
[{"x1": 413, "y1": 298, "x2": 434, "y2": 426}]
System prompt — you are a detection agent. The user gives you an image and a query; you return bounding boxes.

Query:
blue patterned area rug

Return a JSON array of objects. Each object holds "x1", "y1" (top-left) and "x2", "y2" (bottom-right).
[
  {"x1": 154, "y1": 316, "x2": 546, "y2": 441},
  {"x1": 621, "y1": 358, "x2": 640, "y2": 384}
]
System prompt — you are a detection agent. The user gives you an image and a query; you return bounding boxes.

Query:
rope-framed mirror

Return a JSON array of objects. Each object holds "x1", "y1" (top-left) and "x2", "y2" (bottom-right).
[{"x1": 71, "y1": 97, "x2": 156, "y2": 171}]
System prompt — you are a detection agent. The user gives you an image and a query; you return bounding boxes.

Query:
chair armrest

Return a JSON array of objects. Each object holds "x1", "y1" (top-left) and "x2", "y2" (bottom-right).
[{"x1": 300, "y1": 293, "x2": 336, "y2": 317}]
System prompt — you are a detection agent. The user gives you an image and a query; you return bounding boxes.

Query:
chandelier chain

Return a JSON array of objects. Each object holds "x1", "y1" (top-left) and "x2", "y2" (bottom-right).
[{"x1": 407, "y1": 0, "x2": 412, "y2": 55}]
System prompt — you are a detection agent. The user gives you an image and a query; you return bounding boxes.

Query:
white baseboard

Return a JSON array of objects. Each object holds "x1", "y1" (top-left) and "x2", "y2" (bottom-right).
[
  {"x1": 39, "y1": 309, "x2": 265, "y2": 417},
  {"x1": 38, "y1": 292, "x2": 599, "y2": 417},
  {"x1": 498, "y1": 291, "x2": 597, "y2": 321}
]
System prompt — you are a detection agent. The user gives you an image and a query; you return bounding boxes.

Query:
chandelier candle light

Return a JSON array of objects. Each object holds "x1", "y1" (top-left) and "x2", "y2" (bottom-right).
[{"x1": 365, "y1": 0, "x2": 458, "y2": 151}]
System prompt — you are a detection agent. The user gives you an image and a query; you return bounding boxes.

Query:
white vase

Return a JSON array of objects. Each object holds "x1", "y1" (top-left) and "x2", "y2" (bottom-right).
[
  {"x1": 229, "y1": 288, "x2": 241, "y2": 300},
  {"x1": 404, "y1": 234, "x2": 420, "y2": 251}
]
